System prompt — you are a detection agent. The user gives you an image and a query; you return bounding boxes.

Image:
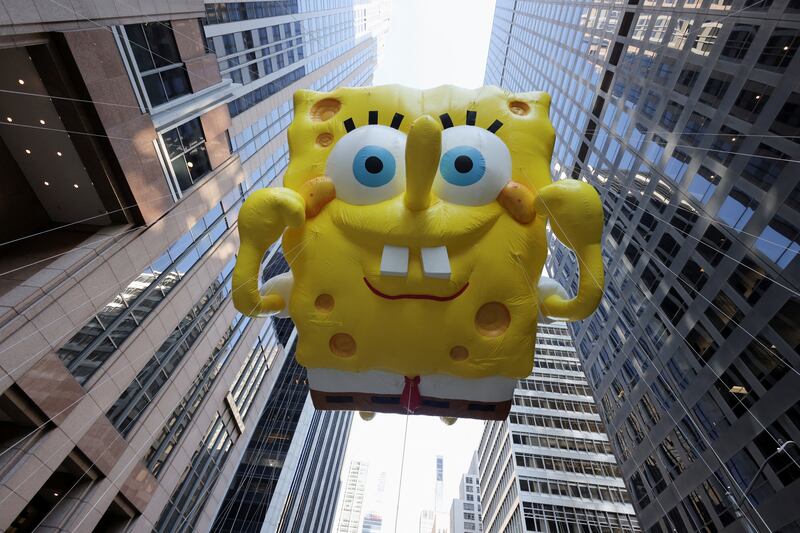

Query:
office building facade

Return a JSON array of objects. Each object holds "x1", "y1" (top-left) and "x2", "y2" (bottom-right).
[
  {"x1": 450, "y1": 453, "x2": 483, "y2": 533},
  {"x1": 362, "y1": 512, "x2": 384, "y2": 532},
  {"x1": 420, "y1": 455, "x2": 450, "y2": 533},
  {"x1": 478, "y1": 323, "x2": 638, "y2": 532},
  {"x1": 336, "y1": 460, "x2": 371, "y2": 533},
  {"x1": 360, "y1": 470, "x2": 388, "y2": 533},
  {"x1": 205, "y1": 1, "x2": 388, "y2": 531},
  {"x1": 0, "y1": 2, "x2": 264, "y2": 531},
  {"x1": 420, "y1": 509, "x2": 437, "y2": 533},
  {"x1": 0, "y1": 0, "x2": 386, "y2": 531},
  {"x1": 487, "y1": 1, "x2": 800, "y2": 531}
]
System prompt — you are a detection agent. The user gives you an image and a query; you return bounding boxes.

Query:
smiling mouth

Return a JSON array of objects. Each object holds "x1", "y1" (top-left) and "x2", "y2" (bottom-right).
[{"x1": 363, "y1": 278, "x2": 469, "y2": 301}]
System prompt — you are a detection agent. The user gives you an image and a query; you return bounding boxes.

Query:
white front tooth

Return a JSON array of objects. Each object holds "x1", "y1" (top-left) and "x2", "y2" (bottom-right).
[
  {"x1": 380, "y1": 245, "x2": 409, "y2": 277},
  {"x1": 421, "y1": 246, "x2": 451, "y2": 279}
]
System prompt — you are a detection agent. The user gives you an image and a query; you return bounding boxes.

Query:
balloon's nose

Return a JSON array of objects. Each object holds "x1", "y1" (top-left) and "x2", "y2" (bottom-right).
[{"x1": 404, "y1": 115, "x2": 442, "y2": 211}]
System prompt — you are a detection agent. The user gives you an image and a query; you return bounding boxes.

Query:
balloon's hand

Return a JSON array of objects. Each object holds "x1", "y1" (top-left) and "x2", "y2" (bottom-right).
[
  {"x1": 233, "y1": 188, "x2": 305, "y2": 316},
  {"x1": 534, "y1": 180, "x2": 604, "y2": 321}
]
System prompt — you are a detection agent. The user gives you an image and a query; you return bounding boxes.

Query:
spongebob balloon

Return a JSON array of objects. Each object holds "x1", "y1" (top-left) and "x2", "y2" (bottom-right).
[{"x1": 233, "y1": 85, "x2": 604, "y2": 421}]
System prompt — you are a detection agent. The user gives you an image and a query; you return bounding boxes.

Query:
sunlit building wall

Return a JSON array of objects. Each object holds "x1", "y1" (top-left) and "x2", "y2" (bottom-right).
[
  {"x1": 450, "y1": 453, "x2": 483, "y2": 533},
  {"x1": 336, "y1": 460, "x2": 371, "y2": 533},
  {"x1": 204, "y1": 2, "x2": 389, "y2": 531},
  {"x1": 478, "y1": 322, "x2": 638, "y2": 532},
  {"x1": 486, "y1": 1, "x2": 800, "y2": 531},
  {"x1": 0, "y1": 1, "x2": 387, "y2": 532},
  {"x1": 0, "y1": 1, "x2": 289, "y2": 530}
]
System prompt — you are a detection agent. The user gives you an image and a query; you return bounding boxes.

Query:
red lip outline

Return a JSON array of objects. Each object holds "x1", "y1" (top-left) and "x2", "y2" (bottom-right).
[{"x1": 363, "y1": 278, "x2": 469, "y2": 302}]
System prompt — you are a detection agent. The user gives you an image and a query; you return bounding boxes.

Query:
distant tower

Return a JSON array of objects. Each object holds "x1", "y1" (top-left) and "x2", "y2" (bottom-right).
[
  {"x1": 435, "y1": 455, "x2": 445, "y2": 512},
  {"x1": 361, "y1": 471, "x2": 387, "y2": 533},
  {"x1": 419, "y1": 509, "x2": 436, "y2": 533},
  {"x1": 450, "y1": 453, "x2": 482, "y2": 533},
  {"x1": 420, "y1": 456, "x2": 449, "y2": 533},
  {"x1": 337, "y1": 461, "x2": 370, "y2": 533}
]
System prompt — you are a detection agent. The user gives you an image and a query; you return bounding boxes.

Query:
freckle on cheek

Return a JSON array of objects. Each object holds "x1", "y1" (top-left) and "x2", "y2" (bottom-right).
[
  {"x1": 330, "y1": 333, "x2": 356, "y2": 357},
  {"x1": 315, "y1": 293, "x2": 334, "y2": 311}
]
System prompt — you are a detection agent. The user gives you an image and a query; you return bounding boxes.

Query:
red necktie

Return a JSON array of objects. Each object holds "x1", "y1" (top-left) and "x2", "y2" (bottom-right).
[{"x1": 401, "y1": 375, "x2": 421, "y2": 413}]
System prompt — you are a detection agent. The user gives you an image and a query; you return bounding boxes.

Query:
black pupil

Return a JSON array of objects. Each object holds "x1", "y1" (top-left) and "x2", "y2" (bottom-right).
[
  {"x1": 454, "y1": 155, "x2": 473, "y2": 173},
  {"x1": 365, "y1": 156, "x2": 383, "y2": 174}
]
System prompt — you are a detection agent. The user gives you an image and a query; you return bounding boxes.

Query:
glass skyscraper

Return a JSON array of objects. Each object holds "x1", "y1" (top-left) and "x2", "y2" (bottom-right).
[
  {"x1": 0, "y1": 1, "x2": 387, "y2": 531},
  {"x1": 486, "y1": 1, "x2": 800, "y2": 532},
  {"x1": 335, "y1": 460, "x2": 370, "y2": 533},
  {"x1": 204, "y1": 2, "x2": 390, "y2": 531},
  {"x1": 478, "y1": 322, "x2": 638, "y2": 532}
]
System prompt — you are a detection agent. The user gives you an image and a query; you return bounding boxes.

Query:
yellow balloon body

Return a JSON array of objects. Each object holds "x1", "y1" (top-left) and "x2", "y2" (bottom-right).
[{"x1": 232, "y1": 85, "x2": 605, "y2": 416}]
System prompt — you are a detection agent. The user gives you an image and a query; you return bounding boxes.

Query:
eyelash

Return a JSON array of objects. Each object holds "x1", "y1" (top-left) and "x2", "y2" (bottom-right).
[{"x1": 341, "y1": 111, "x2": 504, "y2": 134}]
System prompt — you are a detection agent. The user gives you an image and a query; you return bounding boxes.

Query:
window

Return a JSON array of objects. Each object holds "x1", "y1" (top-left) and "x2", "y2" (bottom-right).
[
  {"x1": 757, "y1": 28, "x2": 799, "y2": 71},
  {"x1": 650, "y1": 15, "x2": 670, "y2": 42},
  {"x1": 641, "y1": 262, "x2": 663, "y2": 294},
  {"x1": 769, "y1": 299, "x2": 800, "y2": 351},
  {"x1": 742, "y1": 144, "x2": 788, "y2": 191},
  {"x1": 204, "y1": 2, "x2": 299, "y2": 25},
  {"x1": 667, "y1": 353, "x2": 697, "y2": 390},
  {"x1": 692, "y1": 22, "x2": 721, "y2": 56},
  {"x1": 771, "y1": 92, "x2": 799, "y2": 139},
  {"x1": 672, "y1": 204, "x2": 699, "y2": 234},
  {"x1": 686, "y1": 323, "x2": 718, "y2": 364},
  {"x1": 632, "y1": 14, "x2": 651, "y2": 40},
  {"x1": 669, "y1": 18, "x2": 694, "y2": 50},
  {"x1": 710, "y1": 125, "x2": 741, "y2": 165},
  {"x1": 659, "y1": 101, "x2": 683, "y2": 131},
  {"x1": 57, "y1": 203, "x2": 229, "y2": 384},
  {"x1": 661, "y1": 288, "x2": 687, "y2": 325},
  {"x1": 699, "y1": 72, "x2": 732, "y2": 106},
  {"x1": 107, "y1": 259, "x2": 235, "y2": 436},
  {"x1": 692, "y1": 391, "x2": 731, "y2": 440},
  {"x1": 728, "y1": 255, "x2": 771, "y2": 305},
  {"x1": 731, "y1": 81, "x2": 772, "y2": 122},
  {"x1": 687, "y1": 167, "x2": 719, "y2": 204},
  {"x1": 680, "y1": 260, "x2": 708, "y2": 292},
  {"x1": 625, "y1": 242, "x2": 642, "y2": 265},
  {"x1": 745, "y1": 0, "x2": 773, "y2": 7},
  {"x1": 610, "y1": 222, "x2": 626, "y2": 245},
  {"x1": 664, "y1": 149, "x2": 690, "y2": 182},
  {"x1": 124, "y1": 23, "x2": 191, "y2": 108},
  {"x1": 146, "y1": 310, "x2": 272, "y2": 476},
  {"x1": 655, "y1": 233, "x2": 681, "y2": 267},
  {"x1": 718, "y1": 188, "x2": 757, "y2": 231},
  {"x1": 682, "y1": 112, "x2": 709, "y2": 146},
  {"x1": 155, "y1": 413, "x2": 235, "y2": 532},
  {"x1": 698, "y1": 225, "x2": 731, "y2": 266},
  {"x1": 740, "y1": 337, "x2": 789, "y2": 391},
  {"x1": 642, "y1": 91, "x2": 660, "y2": 119},
  {"x1": 637, "y1": 211, "x2": 658, "y2": 241},
  {"x1": 162, "y1": 118, "x2": 212, "y2": 192},
  {"x1": 675, "y1": 67, "x2": 700, "y2": 95},
  {"x1": 705, "y1": 290, "x2": 744, "y2": 337},
  {"x1": 721, "y1": 24, "x2": 759, "y2": 60},
  {"x1": 228, "y1": 66, "x2": 306, "y2": 116},
  {"x1": 755, "y1": 217, "x2": 800, "y2": 268},
  {"x1": 645, "y1": 135, "x2": 667, "y2": 163}
]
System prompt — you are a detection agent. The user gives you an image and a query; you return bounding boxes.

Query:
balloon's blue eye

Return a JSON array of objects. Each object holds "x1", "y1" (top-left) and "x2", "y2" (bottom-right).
[
  {"x1": 439, "y1": 146, "x2": 486, "y2": 186},
  {"x1": 352, "y1": 145, "x2": 396, "y2": 187}
]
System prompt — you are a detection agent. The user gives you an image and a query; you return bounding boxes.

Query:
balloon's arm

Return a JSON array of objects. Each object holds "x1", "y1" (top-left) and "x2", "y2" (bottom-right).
[
  {"x1": 534, "y1": 179, "x2": 604, "y2": 321},
  {"x1": 232, "y1": 187, "x2": 305, "y2": 316}
]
